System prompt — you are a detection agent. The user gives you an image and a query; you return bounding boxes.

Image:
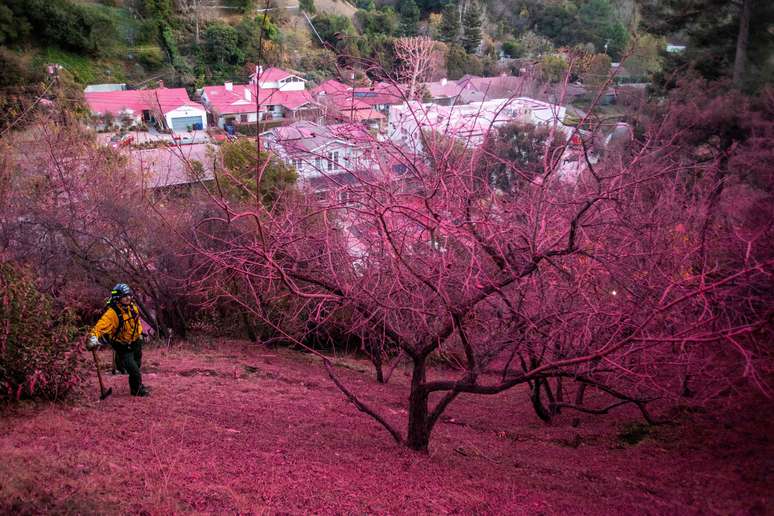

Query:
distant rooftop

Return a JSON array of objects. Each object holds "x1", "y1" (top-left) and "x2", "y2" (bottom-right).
[{"x1": 84, "y1": 83, "x2": 127, "y2": 93}]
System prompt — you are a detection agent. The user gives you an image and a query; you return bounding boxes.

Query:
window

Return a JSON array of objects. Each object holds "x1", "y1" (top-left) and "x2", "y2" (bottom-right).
[
  {"x1": 314, "y1": 157, "x2": 323, "y2": 170},
  {"x1": 240, "y1": 114, "x2": 248, "y2": 122},
  {"x1": 293, "y1": 158, "x2": 303, "y2": 171},
  {"x1": 327, "y1": 151, "x2": 339, "y2": 171}
]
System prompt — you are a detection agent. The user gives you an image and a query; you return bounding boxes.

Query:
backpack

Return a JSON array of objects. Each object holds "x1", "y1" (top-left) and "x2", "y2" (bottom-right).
[
  {"x1": 101, "y1": 300, "x2": 140, "y2": 375},
  {"x1": 102, "y1": 300, "x2": 140, "y2": 344}
]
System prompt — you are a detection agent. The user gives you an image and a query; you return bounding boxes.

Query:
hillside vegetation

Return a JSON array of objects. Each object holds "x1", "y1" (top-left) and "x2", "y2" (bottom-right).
[{"x1": 1, "y1": 341, "x2": 771, "y2": 513}]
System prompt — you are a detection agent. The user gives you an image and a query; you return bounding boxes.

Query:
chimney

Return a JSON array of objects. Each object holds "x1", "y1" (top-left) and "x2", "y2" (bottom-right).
[
  {"x1": 245, "y1": 87, "x2": 251, "y2": 102},
  {"x1": 257, "y1": 65, "x2": 264, "y2": 76},
  {"x1": 225, "y1": 81, "x2": 233, "y2": 91},
  {"x1": 158, "y1": 79, "x2": 164, "y2": 88},
  {"x1": 440, "y1": 78, "x2": 447, "y2": 86}
]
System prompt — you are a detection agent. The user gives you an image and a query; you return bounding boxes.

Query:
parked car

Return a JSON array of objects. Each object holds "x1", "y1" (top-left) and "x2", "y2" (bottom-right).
[
  {"x1": 109, "y1": 134, "x2": 134, "y2": 149},
  {"x1": 207, "y1": 127, "x2": 228, "y2": 143},
  {"x1": 172, "y1": 133, "x2": 194, "y2": 145}
]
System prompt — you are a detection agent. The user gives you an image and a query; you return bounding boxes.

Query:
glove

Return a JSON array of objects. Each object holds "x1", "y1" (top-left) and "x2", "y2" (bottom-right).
[{"x1": 86, "y1": 335, "x2": 100, "y2": 350}]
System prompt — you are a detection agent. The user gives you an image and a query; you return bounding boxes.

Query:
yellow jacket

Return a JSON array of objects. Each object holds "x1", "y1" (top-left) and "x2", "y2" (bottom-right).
[{"x1": 91, "y1": 303, "x2": 143, "y2": 344}]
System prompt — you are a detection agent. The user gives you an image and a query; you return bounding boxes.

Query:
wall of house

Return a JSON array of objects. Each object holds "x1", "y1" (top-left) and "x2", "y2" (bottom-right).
[
  {"x1": 164, "y1": 106, "x2": 207, "y2": 132},
  {"x1": 217, "y1": 112, "x2": 259, "y2": 128},
  {"x1": 277, "y1": 77, "x2": 305, "y2": 91}
]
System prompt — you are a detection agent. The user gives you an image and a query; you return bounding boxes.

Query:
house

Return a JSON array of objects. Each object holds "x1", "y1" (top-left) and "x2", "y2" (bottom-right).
[
  {"x1": 200, "y1": 66, "x2": 323, "y2": 129},
  {"x1": 315, "y1": 91, "x2": 385, "y2": 130},
  {"x1": 262, "y1": 120, "x2": 381, "y2": 193},
  {"x1": 84, "y1": 86, "x2": 207, "y2": 133},
  {"x1": 424, "y1": 78, "x2": 465, "y2": 105},
  {"x1": 424, "y1": 75, "x2": 527, "y2": 106},
  {"x1": 388, "y1": 97, "x2": 569, "y2": 153},
  {"x1": 348, "y1": 82, "x2": 405, "y2": 114},
  {"x1": 311, "y1": 79, "x2": 403, "y2": 130},
  {"x1": 249, "y1": 66, "x2": 306, "y2": 91}
]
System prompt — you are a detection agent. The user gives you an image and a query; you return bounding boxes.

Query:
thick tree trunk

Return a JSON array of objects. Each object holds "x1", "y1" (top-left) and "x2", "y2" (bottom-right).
[
  {"x1": 572, "y1": 383, "x2": 587, "y2": 427},
  {"x1": 241, "y1": 311, "x2": 257, "y2": 342},
  {"x1": 531, "y1": 378, "x2": 552, "y2": 422},
  {"x1": 371, "y1": 345, "x2": 385, "y2": 384},
  {"x1": 733, "y1": 0, "x2": 752, "y2": 87},
  {"x1": 406, "y1": 355, "x2": 430, "y2": 451}
]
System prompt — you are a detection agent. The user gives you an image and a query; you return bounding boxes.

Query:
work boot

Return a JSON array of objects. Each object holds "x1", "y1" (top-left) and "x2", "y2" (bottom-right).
[{"x1": 133, "y1": 386, "x2": 150, "y2": 397}]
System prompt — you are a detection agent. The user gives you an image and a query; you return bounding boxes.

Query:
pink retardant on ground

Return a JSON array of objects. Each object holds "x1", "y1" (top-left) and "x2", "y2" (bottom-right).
[{"x1": 1, "y1": 340, "x2": 771, "y2": 514}]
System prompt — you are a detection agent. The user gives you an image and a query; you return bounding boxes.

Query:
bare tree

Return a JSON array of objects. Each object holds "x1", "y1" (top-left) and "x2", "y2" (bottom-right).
[{"x1": 394, "y1": 37, "x2": 446, "y2": 100}]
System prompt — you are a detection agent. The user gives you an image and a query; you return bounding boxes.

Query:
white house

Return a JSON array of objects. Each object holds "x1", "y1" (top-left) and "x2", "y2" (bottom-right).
[
  {"x1": 250, "y1": 66, "x2": 306, "y2": 91},
  {"x1": 84, "y1": 86, "x2": 207, "y2": 133},
  {"x1": 200, "y1": 66, "x2": 322, "y2": 129},
  {"x1": 387, "y1": 97, "x2": 568, "y2": 153},
  {"x1": 262, "y1": 120, "x2": 382, "y2": 193}
]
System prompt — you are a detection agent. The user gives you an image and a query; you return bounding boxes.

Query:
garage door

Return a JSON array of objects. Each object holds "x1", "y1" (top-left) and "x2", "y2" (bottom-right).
[{"x1": 170, "y1": 116, "x2": 203, "y2": 132}]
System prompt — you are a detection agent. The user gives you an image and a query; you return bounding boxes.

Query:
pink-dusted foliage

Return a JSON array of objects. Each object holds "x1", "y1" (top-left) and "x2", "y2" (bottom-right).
[
  {"x1": 187, "y1": 78, "x2": 773, "y2": 451},
  {"x1": 0, "y1": 115, "x2": 198, "y2": 339},
  {"x1": 0, "y1": 262, "x2": 81, "y2": 401}
]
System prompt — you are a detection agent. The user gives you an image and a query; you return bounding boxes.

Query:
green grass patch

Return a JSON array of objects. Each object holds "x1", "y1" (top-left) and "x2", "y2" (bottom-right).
[{"x1": 32, "y1": 48, "x2": 128, "y2": 85}]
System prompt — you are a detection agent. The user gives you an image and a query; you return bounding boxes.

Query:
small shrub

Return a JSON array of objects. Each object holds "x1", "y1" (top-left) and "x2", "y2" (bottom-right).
[
  {"x1": 617, "y1": 422, "x2": 651, "y2": 445},
  {"x1": 0, "y1": 263, "x2": 82, "y2": 402}
]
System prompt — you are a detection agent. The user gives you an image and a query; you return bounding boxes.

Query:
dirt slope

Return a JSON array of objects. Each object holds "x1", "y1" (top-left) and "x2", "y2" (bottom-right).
[{"x1": 0, "y1": 341, "x2": 771, "y2": 514}]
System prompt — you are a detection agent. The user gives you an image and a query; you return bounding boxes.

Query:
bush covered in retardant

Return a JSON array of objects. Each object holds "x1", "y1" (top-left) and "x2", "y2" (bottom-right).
[{"x1": 0, "y1": 262, "x2": 82, "y2": 402}]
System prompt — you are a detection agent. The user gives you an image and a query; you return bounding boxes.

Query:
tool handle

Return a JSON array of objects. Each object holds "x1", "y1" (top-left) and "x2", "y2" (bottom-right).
[{"x1": 91, "y1": 348, "x2": 107, "y2": 393}]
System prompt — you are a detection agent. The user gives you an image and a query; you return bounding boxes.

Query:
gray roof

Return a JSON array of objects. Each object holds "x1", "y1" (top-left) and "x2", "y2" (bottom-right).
[{"x1": 84, "y1": 83, "x2": 127, "y2": 93}]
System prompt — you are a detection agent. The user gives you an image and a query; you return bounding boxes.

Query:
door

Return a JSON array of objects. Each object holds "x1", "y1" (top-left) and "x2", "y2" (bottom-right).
[{"x1": 170, "y1": 115, "x2": 203, "y2": 132}]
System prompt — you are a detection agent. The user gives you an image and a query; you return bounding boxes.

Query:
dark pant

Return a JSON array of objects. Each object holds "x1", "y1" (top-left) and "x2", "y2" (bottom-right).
[{"x1": 112, "y1": 340, "x2": 143, "y2": 395}]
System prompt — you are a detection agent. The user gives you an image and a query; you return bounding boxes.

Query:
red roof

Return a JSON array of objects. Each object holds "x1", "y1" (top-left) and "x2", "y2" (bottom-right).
[
  {"x1": 85, "y1": 88, "x2": 197, "y2": 116},
  {"x1": 311, "y1": 79, "x2": 350, "y2": 97},
  {"x1": 249, "y1": 66, "x2": 303, "y2": 84},
  {"x1": 261, "y1": 66, "x2": 293, "y2": 82},
  {"x1": 202, "y1": 84, "x2": 316, "y2": 115},
  {"x1": 350, "y1": 82, "x2": 405, "y2": 107}
]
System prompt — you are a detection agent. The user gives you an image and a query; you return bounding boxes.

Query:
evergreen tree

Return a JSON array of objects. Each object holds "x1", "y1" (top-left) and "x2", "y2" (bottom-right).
[
  {"x1": 641, "y1": 0, "x2": 773, "y2": 90},
  {"x1": 461, "y1": 2, "x2": 482, "y2": 54},
  {"x1": 438, "y1": 3, "x2": 459, "y2": 44},
  {"x1": 398, "y1": 0, "x2": 420, "y2": 36}
]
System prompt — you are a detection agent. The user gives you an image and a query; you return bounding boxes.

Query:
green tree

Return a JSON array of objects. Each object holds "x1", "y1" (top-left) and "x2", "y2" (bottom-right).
[
  {"x1": 355, "y1": 0, "x2": 375, "y2": 9},
  {"x1": 0, "y1": 4, "x2": 30, "y2": 44},
  {"x1": 313, "y1": 14, "x2": 356, "y2": 49},
  {"x1": 236, "y1": 15, "x2": 281, "y2": 63},
  {"x1": 577, "y1": 0, "x2": 628, "y2": 59},
  {"x1": 220, "y1": 139, "x2": 298, "y2": 205},
  {"x1": 446, "y1": 43, "x2": 482, "y2": 79},
  {"x1": 478, "y1": 122, "x2": 566, "y2": 193},
  {"x1": 3, "y1": 0, "x2": 117, "y2": 56},
  {"x1": 461, "y1": 2, "x2": 482, "y2": 54},
  {"x1": 204, "y1": 22, "x2": 244, "y2": 68},
  {"x1": 438, "y1": 3, "x2": 460, "y2": 44},
  {"x1": 581, "y1": 53, "x2": 611, "y2": 91},
  {"x1": 533, "y1": 2, "x2": 578, "y2": 47},
  {"x1": 398, "y1": 0, "x2": 420, "y2": 36},
  {"x1": 300, "y1": 0, "x2": 316, "y2": 14},
  {"x1": 624, "y1": 33, "x2": 664, "y2": 80},
  {"x1": 142, "y1": 0, "x2": 174, "y2": 22},
  {"x1": 355, "y1": 7, "x2": 399, "y2": 36},
  {"x1": 640, "y1": 0, "x2": 773, "y2": 89},
  {"x1": 501, "y1": 38, "x2": 523, "y2": 58},
  {"x1": 518, "y1": 31, "x2": 553, "y2": 58},
  {"x1": 540, "y1": 54, "x2": 568, "y2": 83}
]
